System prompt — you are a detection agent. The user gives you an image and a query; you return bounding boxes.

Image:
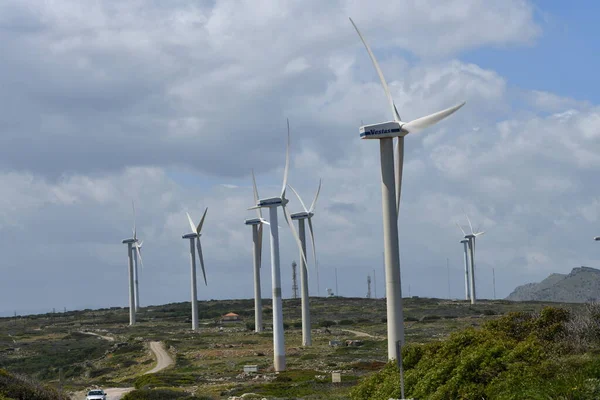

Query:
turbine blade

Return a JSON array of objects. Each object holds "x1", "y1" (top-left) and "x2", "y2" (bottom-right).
[
  {"x1": 282, "y1": 205, "x2": 308, "y2": 269},
  {"x1": 135, "y1": 245, "x2": 144, "y2": 270},
  {"x1": 137, "y1": 240, "x2": 143, "y2": 248},
  {"x1": 252, "y1": 169, "x2": 262, "y2": 219},
  {"x1": 197, "y1": 207, "x2": 208, "y2": 233},
  {"x1": 186, "y1": 212, "x2": 196, "y2": 234},
  {"x1": 475, "y1": 231, "x2": 486, "y2": 237},
  {"x1": 308, "y1": 217, "x2": 317, "y2": 277},
  {"x1": 260, "y1": 218, "x2": 270, "y2": 225},
  {"x1": 395, "y1": 137, "x2": 404, "y2": 217},
  {"x1": 456, "y1": 222, "x2": 466, "y2": 236},
  {"x1": 248, "y1": 205, "x2": 262, "y2": 210},
  {"x1": 349, "y1": 18, "x2": 400, "y2": 122},
  {"x1": 465, "y1": 213, "x2": 474, "y2": 234},
  {"x1": 309, "y1": 179, "x2": 322, "y2": 213},
  {"x1": 196, "y1": 238, "x2": 207, "y2": 286},
  {"x1": 401, "y1": 102, "x2": 465, "y2": 133},
  {"x1": 288, "y1": 184, "x2": 308, "y2": 213},
  {"x1": 132, "y1": 200, "x2": 137, "y2": 240},
  {"x1": 281, "y1": 119, "x2": 290, "y2": 198}
]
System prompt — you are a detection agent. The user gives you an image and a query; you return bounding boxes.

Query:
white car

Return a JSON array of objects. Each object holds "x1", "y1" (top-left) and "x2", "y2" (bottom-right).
[{"x1": 86, "y1": 389, "x2": 107, "y2": 400}]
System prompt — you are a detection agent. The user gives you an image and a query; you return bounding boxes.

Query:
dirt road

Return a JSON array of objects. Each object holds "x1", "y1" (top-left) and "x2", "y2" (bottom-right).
[
  {"x1": 79, "y1": 331, "x2": 115, "y2": 342},
  {"x1": 144, "y1": 341, "x2": 174, "y2": 374},
  {"x1": 70, "y1": 387, "x2": 132, "y2": 400},
  {"x1": 71, "y1": 342, "x2": 172, "y2": 399},
  {"x1": 104, "y1": 388, "x2": 134, "y2": 399},
  {"x1": 342, "y1": 329, "x2": 375, "y2": 338}
]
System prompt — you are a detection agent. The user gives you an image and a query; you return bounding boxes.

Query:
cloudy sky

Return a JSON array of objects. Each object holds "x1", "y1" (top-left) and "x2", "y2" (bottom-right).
[{"x1": 1, "y1": 0, "x2": 599, "y2": 316}]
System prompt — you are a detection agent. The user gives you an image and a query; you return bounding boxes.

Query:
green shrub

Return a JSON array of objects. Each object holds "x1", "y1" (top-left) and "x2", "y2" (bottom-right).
[
  {"x1": 319, "y1": 320, "x2": 335, "y2": 328},
  {"x1": 122, "y1": 388, "x2": 212, "y2": 400},
  {"x1": 0, "y1": 368, "x2": 69, "y2": 400},
  {"x1": 350, "y1": 307, "x2": 600, "y2": 400}
]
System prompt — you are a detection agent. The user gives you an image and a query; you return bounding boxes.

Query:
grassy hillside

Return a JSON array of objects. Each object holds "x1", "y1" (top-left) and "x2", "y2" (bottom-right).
[
  {"x1": 0, "y1": 297, "x2": 590, "y2": 398},
  {"x1": 351, "y1": 304, "x2": 600, "y2": 399},
  {"x1": 0, "y1": 368, "x2": 69, "y2": 400}
]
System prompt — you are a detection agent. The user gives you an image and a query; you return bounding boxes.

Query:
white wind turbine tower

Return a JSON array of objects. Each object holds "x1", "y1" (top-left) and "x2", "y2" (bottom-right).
[
  {"x1": 183, "y1": 208, "x2": 208, "y2": 331},
  {"x1": 457, "y1": 215, "x2": 485, "y2": 304},
  {"x1": 288, "y1": 179, "x2": 322, "y2": 347},
  {"x1": 460, "y1": 238, "x2": 471, "y2": 301},
  {"x1": 350, "y1": 18, "x2": 465, "y2": 360},
  {"x1": 248, "y1": 120, "x2": 307, "y2": 372},
  {"x1": 133, "y1": 240, "x2": 143, "y2": 312},
  {"x1": 245, "y1": 170, "x2": 269, "y2": 333},
  {"x1": 121, "y1": 202, "x2": 143, "y2": 326},
  {"x1": 131, "y1": 202, "x2": 144, "y2": 312}
]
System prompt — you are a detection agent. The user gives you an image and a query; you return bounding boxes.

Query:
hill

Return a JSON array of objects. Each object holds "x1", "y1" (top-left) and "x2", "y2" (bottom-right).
[
  {"x1": 507, "y1": 266, "x2": 600, "y2": 302},
  {"x1": 0, "y1": 368, "x2": 69, "y2": 400},
  {"x1": 0, "y1": 297, "x2": 590, "y2": 399}
]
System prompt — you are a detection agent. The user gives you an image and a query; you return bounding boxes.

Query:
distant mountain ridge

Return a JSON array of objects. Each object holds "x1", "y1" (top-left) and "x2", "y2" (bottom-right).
[{"x1": 507, "y1": 266, "x2": 600, "y2": 303}]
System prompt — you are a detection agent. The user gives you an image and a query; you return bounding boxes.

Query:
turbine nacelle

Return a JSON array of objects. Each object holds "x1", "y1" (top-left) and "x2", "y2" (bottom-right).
[
  {"x1": 182, "y1": 233, "x2": 200, "y2": 239},
  {"x1": 595, "y1": 237, "x2": 600, "y2": 241},
  {"x1": 290, "y1": 211, "x2": 314, "y2": 220},
  {"x1": 122, "y1": 238, "x2": 137, "y2": 244},
  {"x1": 256, "y1": 197, "x2": 288, "y2": 207},
  {"x1": 460, "y1": 239, "x2": 469, "y2": 244},
  {"x1": 359, "y1": 121, "x2": 405, "y2": 139},
  {"x1": 245, "y1": 218, "x2": 263, "y2": 226}
]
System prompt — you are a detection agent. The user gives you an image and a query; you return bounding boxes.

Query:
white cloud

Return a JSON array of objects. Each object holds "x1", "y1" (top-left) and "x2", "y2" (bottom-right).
[{"x1": 2, "y1": 0, "x2": 600, "y2": 313}]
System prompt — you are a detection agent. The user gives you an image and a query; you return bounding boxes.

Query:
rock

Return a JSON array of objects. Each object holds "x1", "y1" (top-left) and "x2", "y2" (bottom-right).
[{"x1": 507, "y1": 267, "x2": 600, "y2": 303}]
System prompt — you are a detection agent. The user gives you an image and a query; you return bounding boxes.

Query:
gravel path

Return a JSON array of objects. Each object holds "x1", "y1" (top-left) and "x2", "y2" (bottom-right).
[{"x1": 144, "y1": 341, "x2": 174, "y2": 374}]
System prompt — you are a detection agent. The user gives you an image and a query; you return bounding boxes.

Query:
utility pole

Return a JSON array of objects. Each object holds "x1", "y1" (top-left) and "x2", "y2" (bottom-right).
[
  {"x1": 291, "y1": 261, "x2": 298, "y2": 299},
  {"x1": 367, "y1": 275, "x2": 372, "y2": 298},
  {"x1": 493, "y1": 268, "x2": 496, "y2": 300},
  {"x1": 373, "y1": 268, "x2": 377, "y2": 299},
  {"x1": 335, "y1": 268, "x2": 339, "y2": 297}
]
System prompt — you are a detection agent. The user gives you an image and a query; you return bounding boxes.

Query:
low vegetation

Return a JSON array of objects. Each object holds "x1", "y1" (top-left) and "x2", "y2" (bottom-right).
[
  {"x1": 0, "y1": 297, "x2": 594, "y2": 398},
  {"x1": 351, "y1": 304, "x2": 600, "y2": 399},
  {"x1": 0, "y1": 368, "x2": 69, "y2": 400}
]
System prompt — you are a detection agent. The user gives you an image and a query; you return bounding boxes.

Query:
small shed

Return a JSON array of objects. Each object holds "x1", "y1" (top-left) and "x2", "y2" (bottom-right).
[
  {"x1": 243, "y1": 365, "x2": 259, "y2": 373},
  {"x1": 222, "y1": 312, "x2": 241, "y2": 322}
]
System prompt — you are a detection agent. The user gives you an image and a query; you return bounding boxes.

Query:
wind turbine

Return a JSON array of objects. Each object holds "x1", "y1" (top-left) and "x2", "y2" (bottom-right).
[
  {"x1": 183, "y1": 208, "x2": 208, "y2": 331},
  {"x1": 248, "y1": 120, "x2": 307, "y2": 372},
  {"x1": 350, "y1": 18, "x2": 465, "y2": 359},
  {"x1": 121, "y1": 201, "x2": 143, "y2": 326},
  {"x1": 245, "y1": 170, "x2": 269, "y2": 333},
  {"x1": 288, "y1": 179, "x2": 322, "y2": 347},
  {"x1": 457, "y1": 215, "x2": 485, "y2": 304}
]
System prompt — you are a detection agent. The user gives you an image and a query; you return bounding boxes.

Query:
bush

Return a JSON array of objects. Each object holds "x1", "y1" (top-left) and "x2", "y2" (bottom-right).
[
  {"x1": 338, "y1": 319, "x2": 354, "y2": 326},
  {"x1": 122, "y1": 388, "x2": 212, "y2": 400},
  {"x1": 0, "y1": 369, "x2": 70, "y2": 400},
  {"x1": 134, "y1": 373, "x2": 196, "y2": 389},
  {"x1": 319, "y1": 320, "x2": 335, "y2": 328},
  {"x1": 350, "y1": 306, "x2": 600, "y2": 400}
]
